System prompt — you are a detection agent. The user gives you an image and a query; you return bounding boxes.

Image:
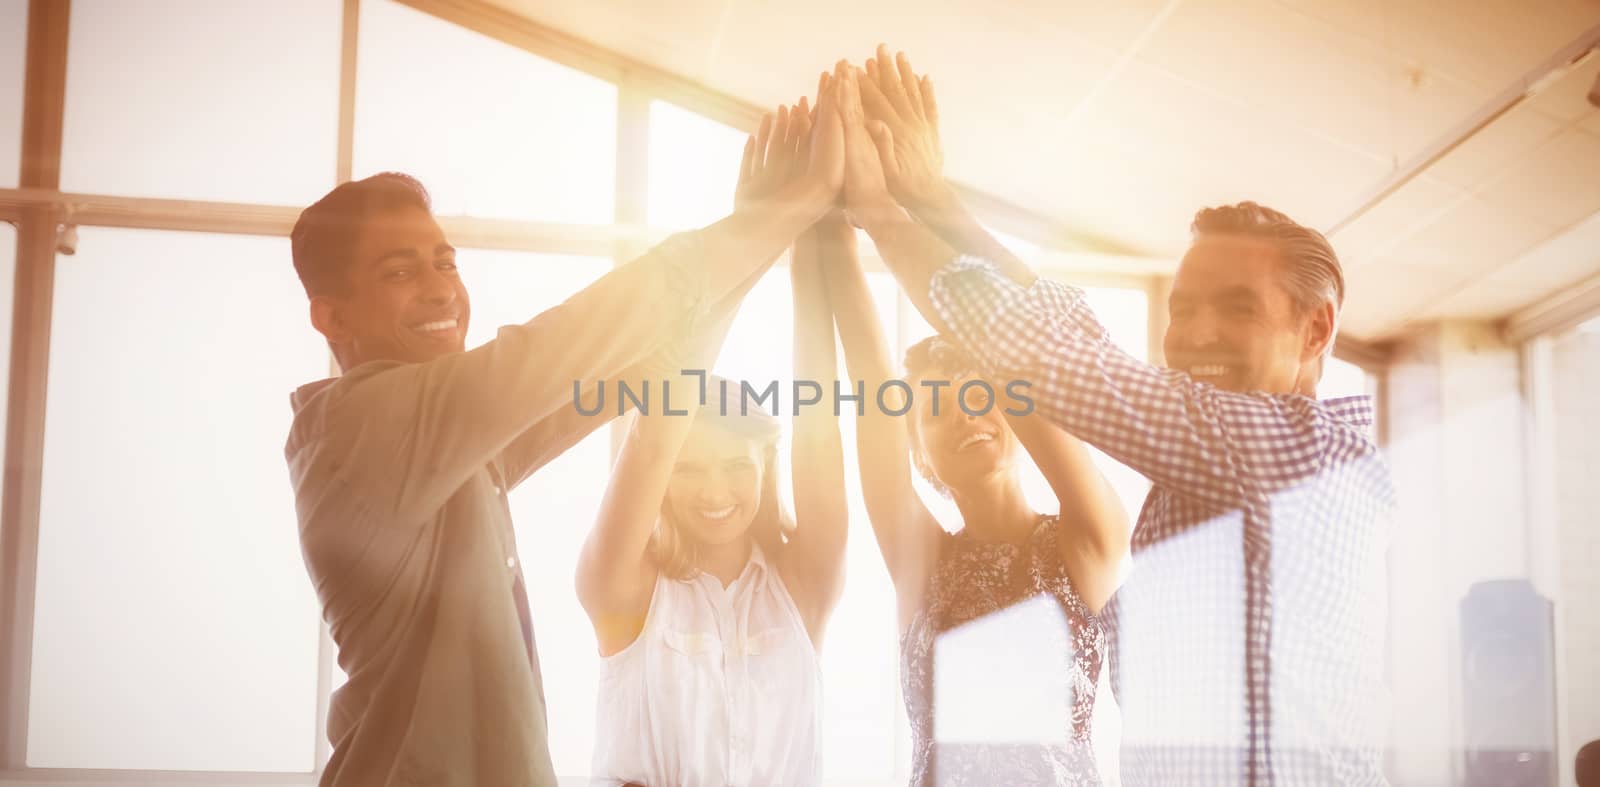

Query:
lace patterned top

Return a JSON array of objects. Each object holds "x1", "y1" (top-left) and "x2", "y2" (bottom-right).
[{"x1": 900, "y1": 515, "x2": 1105, "y2": 786}]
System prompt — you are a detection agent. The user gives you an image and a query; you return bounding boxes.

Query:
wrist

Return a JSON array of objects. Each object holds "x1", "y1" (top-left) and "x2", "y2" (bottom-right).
[
  {"x1": 848, "y1": 197, "x2": 910, "y2": 236},
  {"x1": 907, "y1": 179, "x2": 959, "y2": 216}
]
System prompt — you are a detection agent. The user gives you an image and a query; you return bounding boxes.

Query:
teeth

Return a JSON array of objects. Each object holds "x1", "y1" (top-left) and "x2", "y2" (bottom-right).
[
  {"x1": 415, "y1": 319, "x2": 457, "y2": 333},
  {"x1": 701, "y1": 506, "x2": 736, "y2": 521},
  {"x1": 957, "y1": 433, "x2": 994, "y2": 450},
  {"x1": 1191, "y1": 364, "x2": 1229, "y2": 377}
]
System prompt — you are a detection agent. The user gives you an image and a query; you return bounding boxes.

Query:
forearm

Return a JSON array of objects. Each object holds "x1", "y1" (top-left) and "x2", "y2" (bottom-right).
[
  {"x1": 699, "y1": 180, "x2": 835, "y2": 303},
  {"x1": 853, "y1": 201, "x2": 971, "y2": 338},
  {"x1": 912, "y1": 186, "x2": 1036, "y2": 286}
]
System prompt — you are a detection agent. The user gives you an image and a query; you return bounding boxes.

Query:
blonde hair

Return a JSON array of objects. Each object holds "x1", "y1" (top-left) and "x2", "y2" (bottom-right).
[{"x1": 652, "y1": 384, "x2": 793, "y2": 580}]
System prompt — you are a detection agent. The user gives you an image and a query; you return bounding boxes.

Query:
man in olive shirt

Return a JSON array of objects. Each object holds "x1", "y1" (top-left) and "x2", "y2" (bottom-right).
[{"x1": 284, "y1": 112, "x2": 840, "y2": 786}]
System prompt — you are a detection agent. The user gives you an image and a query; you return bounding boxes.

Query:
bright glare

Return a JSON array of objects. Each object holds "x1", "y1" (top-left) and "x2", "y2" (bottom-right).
[
  {"x1": 648, "y1": 100, "x2": 746, "y2": 231},
  {"x1": 59, "y1": 0, "x2": 340, "y2": 205},
  {"x1": 354, "y1": 0, "x2": 617, "y2": 223}
]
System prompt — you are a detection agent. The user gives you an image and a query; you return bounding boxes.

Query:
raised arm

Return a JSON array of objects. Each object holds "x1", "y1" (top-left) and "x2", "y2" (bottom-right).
[
  {"x1": 838, "y1": 59, "x2": 1375, "y2": 508},
  {"x1": 324, "y1": 82, "x2": 846, "y2": 524},
  {"x1": 778, "y1": 92, "x2": 851, "y2": 646},
  {"x1": 1003, "y1": 413, "x2": 1129, "y2": 614},
  {"x1": 576, "y1": 94, "x2": 841, "y2": 654},
  {"x1": 853, "y1": 48, "x2": 1129, "y2": 611}
]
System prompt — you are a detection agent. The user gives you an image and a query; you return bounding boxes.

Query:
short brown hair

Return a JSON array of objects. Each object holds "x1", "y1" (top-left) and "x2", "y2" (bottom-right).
[
  {"x1": 290, "y1": 172, "x2": 432, "y2": 298},
  {"x1": 1190, "y1": 201, "x2": 1344, "y2": 316}
]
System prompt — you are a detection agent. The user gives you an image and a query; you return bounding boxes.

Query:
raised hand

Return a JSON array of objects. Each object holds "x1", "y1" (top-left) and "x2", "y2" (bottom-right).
[
  {"x1": 859, "y1": 45, "x2": 950, "y2": 212},
  {"x1": 834, "y1": 60, "x2": 901, "y2": 229},
  {"x1": 735, "y1": 98, "x2": 810, "y2": 210}
]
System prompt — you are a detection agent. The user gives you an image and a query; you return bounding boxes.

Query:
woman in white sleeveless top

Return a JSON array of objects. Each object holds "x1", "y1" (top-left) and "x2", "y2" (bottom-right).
[{"x1": 578, "y1": 90, "x2": 851, "y2": 787}]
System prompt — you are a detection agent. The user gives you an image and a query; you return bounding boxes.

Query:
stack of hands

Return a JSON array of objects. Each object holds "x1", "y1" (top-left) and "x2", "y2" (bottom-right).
[{"x1": 735, "y1": 45, "x2": 957, "y2": 242}]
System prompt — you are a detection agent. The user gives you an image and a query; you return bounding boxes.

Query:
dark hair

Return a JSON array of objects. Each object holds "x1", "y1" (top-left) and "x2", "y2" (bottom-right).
[
  {"x1": 901, "y1": 335, "x2": 983, "y2": 497},
  {"x1": 1190, "y1": 201, "x2": 1345, "y2": 316},
  {"x1": 290, "y1": 172, "x2": 432, "y2": 298}
]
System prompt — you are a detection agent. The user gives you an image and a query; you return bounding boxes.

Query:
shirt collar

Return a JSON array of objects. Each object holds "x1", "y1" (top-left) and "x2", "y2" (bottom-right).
[{"x1": 1320, "y1": 394, "x2": 1376, "y2": 429}]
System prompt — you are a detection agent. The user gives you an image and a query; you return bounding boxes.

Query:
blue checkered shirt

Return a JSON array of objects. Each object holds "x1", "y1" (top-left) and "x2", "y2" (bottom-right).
[{"x1": 928, "y1": 256, "x2": 1395, "y2": 786}]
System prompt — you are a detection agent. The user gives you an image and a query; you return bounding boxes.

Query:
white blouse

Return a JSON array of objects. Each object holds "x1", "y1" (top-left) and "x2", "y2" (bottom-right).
[{"x1": 590, "y1": 543, "x2": 822, "y2": 787}]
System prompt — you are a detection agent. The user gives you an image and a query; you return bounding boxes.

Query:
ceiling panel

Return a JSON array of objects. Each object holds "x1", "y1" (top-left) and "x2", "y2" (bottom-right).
[
  {"x1": 1327, "y1": 173, "x2": 1467, "y2": 265},
  {"x1": 1386, "y1": 193, "x2": 1565, "y2": 274},
  {"x1": 1481, "y1": 127, "x2": 1600, "y2": 232},
  {"x1": 1424, "y1": 102, "x2": 1566, "y2": 190},
  {"x1": 1475, "y1": 210, "x2": 1600, "y2": 292},
  {"x1": 1341, "y1": 261, "x2": 1471, "y2": 336},
  {"x1": 1414, "y1": 278, "x2": 1550, "y2": 320},
  {"x1": 1384, "y1": 0, "x2": 1600, "y2": 90}
]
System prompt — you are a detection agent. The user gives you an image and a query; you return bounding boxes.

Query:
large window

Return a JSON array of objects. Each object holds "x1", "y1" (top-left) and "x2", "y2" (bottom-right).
[
  {"x1": 354, "y1": 0, "x2": 617, "y2": 223},
  {"x1": 59, "y1": 0, "x2": 340, "y2": 205},
  {"x1": 28, "y1": 228, "x2": 328, "y2": 771},
  {"x1": 1547, "y1": 315, "x2": 1600, "y2": 778}
]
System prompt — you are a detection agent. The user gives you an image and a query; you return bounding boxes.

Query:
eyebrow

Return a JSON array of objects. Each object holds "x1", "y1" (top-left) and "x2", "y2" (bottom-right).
[
  {"x1": 1170, "y1": 286, "x2": 1263, "y2": 306},
  {"x1": 370, "y1": 244, "x2": 456, "y2": 269}
]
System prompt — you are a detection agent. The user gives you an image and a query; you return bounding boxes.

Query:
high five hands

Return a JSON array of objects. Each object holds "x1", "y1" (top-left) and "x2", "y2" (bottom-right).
[{"x1": 734, "y1": 48, "x2": 942, "y2": 228}]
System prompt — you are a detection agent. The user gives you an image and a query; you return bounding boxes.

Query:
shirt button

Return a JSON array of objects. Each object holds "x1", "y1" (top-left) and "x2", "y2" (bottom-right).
[{"x1": 506, "y1": 556, "x2": 517, "y2": 569}]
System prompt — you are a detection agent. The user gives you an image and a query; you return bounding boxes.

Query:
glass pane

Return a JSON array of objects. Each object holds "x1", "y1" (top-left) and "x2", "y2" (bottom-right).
[
  {"x1": 0, "y1": 221, "x2": 12, "y2": 536},
  {"x1": 0, "y1": 0, "x2": 26, "y2": 188},
  {"x1": 1551, "y1": 321, "x2": 1600, "y2": 781},
  {"x1": 354, "y1": 0, "x2": 616, "y2": 224},
  {"x1": 28, "y1": 228, "x2": 328, "y2": 771},
  {"x1": 647, "y1": 100, "x2": 746, "y2": 231},
  {"x1": 59, "y1": 0, "x2": 340, "y2": 205},
  {"x1": 462, "y1": 250, "x2": 614, "y2": 778}
]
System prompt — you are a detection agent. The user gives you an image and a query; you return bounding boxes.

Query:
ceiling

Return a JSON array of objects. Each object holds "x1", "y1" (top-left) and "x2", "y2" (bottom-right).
[{"x1": 484, "y1": 0, "x2": 1600, "y2": 341}]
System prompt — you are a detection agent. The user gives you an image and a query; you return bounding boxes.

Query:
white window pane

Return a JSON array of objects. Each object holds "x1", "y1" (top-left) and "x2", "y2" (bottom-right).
[
  {"x1": 29, "y1": 229, "x2": 328, "y2": 771},
  {"x1": 355, "y1": 0, "x2": 616, "y2": 224},
  {"x1": 1321, "y1": 355, "x2": 1374, "y2": 400},
  {"x1": 460, "y1": 250, "x2": 614, "y2": 778},
  {"x1": 0, "y1": 0, "x2": 26, "y2": 188},
  {"x1": 59, "y1": 0, "x2": 339, "y2": 205},
  {"x1": 647, "y1": 100, "x2": 745, "y2": 231}
]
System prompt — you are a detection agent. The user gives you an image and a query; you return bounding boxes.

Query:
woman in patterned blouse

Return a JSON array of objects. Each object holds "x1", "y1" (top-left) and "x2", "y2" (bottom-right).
[
  {"x1": 820, "y1": 55, "x2": 1131, "y2": 782},
  {"x1": 826, "y1": 254, "x2": 1130, "y2": 786}
]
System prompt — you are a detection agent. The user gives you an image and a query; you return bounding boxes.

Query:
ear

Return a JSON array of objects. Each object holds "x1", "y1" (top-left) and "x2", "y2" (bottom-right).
[
  {"x1": 308, "y1": 295, "x2": 348, "y2": 346},
  {"x1": 1301, "y1": 299, "x2": 1336, "y2": 362}
]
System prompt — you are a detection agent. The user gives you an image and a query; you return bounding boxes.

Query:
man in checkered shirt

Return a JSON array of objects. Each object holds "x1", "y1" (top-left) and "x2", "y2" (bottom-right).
[{"x1": 836, "y1": 53, "x2": 1395, "y2": 785}]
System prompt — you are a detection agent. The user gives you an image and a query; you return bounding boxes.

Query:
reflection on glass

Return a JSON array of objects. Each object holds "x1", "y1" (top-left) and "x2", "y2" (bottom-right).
[
  {"x1": 29, "y1": 228, "x2": 327, "y2": 770},
  {"x1": 355, "y1": 0, "x2": 617, "y2": 223}
]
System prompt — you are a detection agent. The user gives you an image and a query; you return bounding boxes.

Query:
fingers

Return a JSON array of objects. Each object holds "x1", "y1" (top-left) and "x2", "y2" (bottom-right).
[
  {"x1": 920, "y1": 75, "x2": 939, "y2": 142},
  {"x1": 753, "y1": 112, "x2": 773, "y2": 175},
  {"x1": 895, "y1": 51, "x2": 924, "y2": 122},
  {"x1": 873, "y1": 44, "x2": 917, "y2": 120},
  {"x1": 868, "y1": 118, "x2": 897, "y2": 178},
  {"x1": 739, "y1": 134, "x2": 756, "y2": 183},
  {"x1": 769, "y1": 104, "x2": 789, "y2": 172},
  {"x1": 836, "y1": 61, "x2": 861, "y2": 126},
  {"x1": 857, "y1": 70, "x2": 900, "y2": 126},
  {"x1": 792, "y1": 98, "x2": 812, "y2": 163}
]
